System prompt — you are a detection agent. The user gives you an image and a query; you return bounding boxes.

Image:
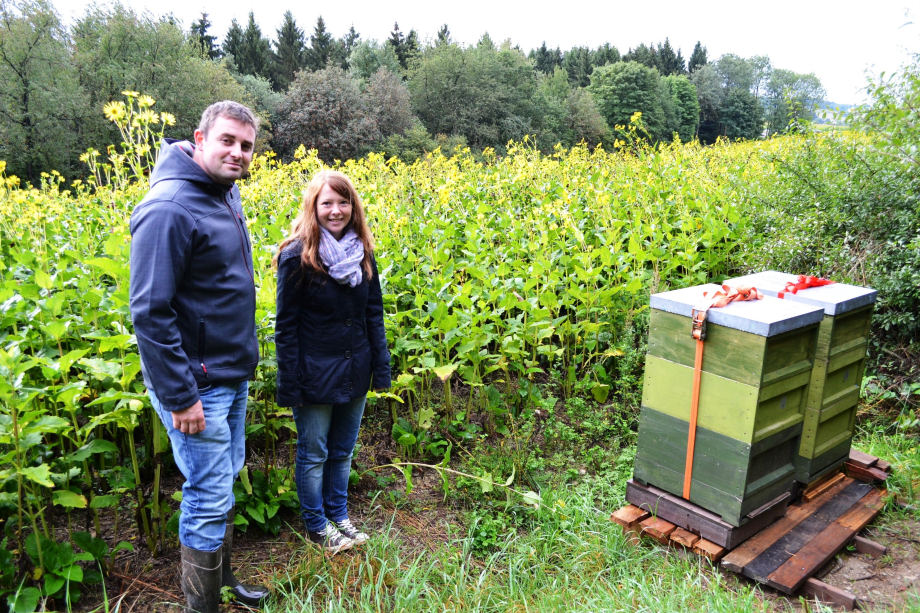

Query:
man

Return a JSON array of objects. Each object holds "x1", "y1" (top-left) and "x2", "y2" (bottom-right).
[{"x1": 130, "y1": 101, "x2": 269, "y2": 613}]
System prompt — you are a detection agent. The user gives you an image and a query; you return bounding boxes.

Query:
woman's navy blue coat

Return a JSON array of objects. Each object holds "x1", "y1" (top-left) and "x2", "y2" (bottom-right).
[{"x1": 274, "y1": 240, "x2": 391, "y2": 407}]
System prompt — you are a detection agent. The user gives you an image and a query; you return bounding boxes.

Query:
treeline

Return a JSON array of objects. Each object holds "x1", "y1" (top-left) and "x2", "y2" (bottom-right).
[{"x1": 0, "y1": 0, "x2": 826, "y2": 185}]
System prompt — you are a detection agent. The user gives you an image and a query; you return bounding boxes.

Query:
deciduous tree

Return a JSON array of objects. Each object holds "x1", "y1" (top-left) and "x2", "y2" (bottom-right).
[
  {"x1": 73, "y1": 3, "x2": 250, "y2": 151},
  {"x1": 720, "y1": 88, "x2": 762, "y2": 139},
  {"x1": 588, "y1": 61, "x2": 665, "y2": 140},
  {"x1": 763, "y1": 69, "x2": 824, "y2": 133},
  {"x1": 275, "y1": 66, "x2": 378, "y2": 162},
  {"x1": 365, "y1": 66, "x2": 414, "y2": 137},
  {"x1": 407, "y1": 42, "x2": 537, "y2": 150},
  {"x1": 348, "y1": 39, "x2": 401, "y2": 86},
  {"x1": 663, "y1": 74, "x2": 699, "y2": 141},
  {"x1": 0, "y1": 0, "x2": 85, "y2": 182}
]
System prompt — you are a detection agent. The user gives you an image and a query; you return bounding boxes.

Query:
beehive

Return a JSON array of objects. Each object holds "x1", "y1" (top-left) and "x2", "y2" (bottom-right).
[
  {"x1": 635, "y1": 284, "x2": 825, "y2": 526},
  {"x1": 725, "y1": 271, "x2": 877, "y2": 485}
]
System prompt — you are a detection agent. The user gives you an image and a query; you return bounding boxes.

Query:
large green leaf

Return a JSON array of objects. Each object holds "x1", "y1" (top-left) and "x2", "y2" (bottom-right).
[
  {"x1": 66, "y1": 439, "x2": 118, "y2": 464},
  {"x1": 53, "y1": 490, "x2": 87, "y2": 509},
  {"x1": 9, "y1": 586, "x2": 41, "y2": 612},
  {"x1": 19, "y1": 466, "x2": 53, "y2": 488}
]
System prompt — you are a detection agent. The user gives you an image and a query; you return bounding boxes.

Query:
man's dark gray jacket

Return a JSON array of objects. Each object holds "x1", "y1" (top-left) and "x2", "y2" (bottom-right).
[{"x1": 129, "y1": 139, "x2": 258, "y2": 412}]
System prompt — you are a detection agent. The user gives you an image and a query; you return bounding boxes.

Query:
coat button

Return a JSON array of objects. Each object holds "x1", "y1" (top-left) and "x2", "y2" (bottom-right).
[
  {"x1": 345, "y1": 350, "x2": 352, "y2": 358},
  {"x1": 345, "y1": 318, "x2": 353, "y2": 327}
]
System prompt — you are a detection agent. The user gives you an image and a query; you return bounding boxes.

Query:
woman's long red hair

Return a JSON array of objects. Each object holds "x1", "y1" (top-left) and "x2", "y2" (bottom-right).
[{"x1": 274, "y1": 170, "x2": 375, "y2": 278}]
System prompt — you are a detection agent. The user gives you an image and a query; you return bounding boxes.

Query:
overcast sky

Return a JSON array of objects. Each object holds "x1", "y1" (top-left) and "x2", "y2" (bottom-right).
[{"x1": 54, "y1": 0, "x2": 919, "y2": 104}]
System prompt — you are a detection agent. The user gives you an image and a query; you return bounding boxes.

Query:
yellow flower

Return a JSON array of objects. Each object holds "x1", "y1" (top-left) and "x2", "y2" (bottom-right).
[
  {"x1": 160, "y1": 112, "x2": 176, "y2": 126},
  {"x1": 103, "y1": 101, "x2": 127, "y2": 123},
  {"x1": 138, "y1": 95, "x2": 156, "y2": 108},
  {"x1": 121, "y1": 90, "x2": 140, "y2": 98},
  {"x1": 137, "y1": 109, "x2": 158, "y2": 125}
]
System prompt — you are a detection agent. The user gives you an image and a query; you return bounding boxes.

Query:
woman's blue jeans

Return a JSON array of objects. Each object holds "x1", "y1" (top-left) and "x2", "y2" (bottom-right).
[
  {"x1": 149, "y1": 381, "x2": 247, "y2": 551},
  {"x1": 293, "y1": 395, "x2": 366, "y2": 532}
]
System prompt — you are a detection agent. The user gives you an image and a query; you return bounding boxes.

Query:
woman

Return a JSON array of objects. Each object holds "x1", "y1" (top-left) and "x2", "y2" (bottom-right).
[{"x1": 274, "y1": 170, "x2": 391, "y2": 554}]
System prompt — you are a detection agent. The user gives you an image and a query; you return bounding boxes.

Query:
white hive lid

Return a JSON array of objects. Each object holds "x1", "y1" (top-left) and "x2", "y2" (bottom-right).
[
  {"x1": 725, "y1": 271, "x2": 877, "y2": 316},
  {"x1": 650, "y1": 283, "x2": 825, "y2": 337}
]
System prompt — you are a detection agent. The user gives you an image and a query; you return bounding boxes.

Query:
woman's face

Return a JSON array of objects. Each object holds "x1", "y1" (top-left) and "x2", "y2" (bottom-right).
[{"x1": 315, "y1": 183, "x2": 352, "y2": 240}]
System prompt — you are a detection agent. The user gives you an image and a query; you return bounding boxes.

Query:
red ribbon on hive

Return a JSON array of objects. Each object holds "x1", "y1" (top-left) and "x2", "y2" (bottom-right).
[{"x1": 777, "y1": 275, "x2": 835, "y2": 299}]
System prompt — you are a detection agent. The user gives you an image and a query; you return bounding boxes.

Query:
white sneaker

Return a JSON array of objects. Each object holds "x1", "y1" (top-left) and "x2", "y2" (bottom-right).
[
  {"x1": 308, "y1": 522, "x2": 354, "y2": 554},
  {"x1": 333, "y1": 518, "x2": 368, "y2": 544}
]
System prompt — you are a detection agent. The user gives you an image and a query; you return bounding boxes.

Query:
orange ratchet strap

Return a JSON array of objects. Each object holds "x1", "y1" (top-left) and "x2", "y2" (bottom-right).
[
  {"x1": 777, "y1": 275, "x2": 835, "y2": 299},
  {"x1": 683, "y1": 284, "x2": 763, "y2": 499}
]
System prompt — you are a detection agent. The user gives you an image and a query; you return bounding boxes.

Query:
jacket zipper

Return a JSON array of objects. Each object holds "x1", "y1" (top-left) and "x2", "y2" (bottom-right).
[
  {"x1": 224, "y1": 193, "x2": 254, "y2": 283},
  {"x1": 223, "y1": 192, "x2": 259, "y2": 360},
  {"x1": 198, "y1": 318, "x2": 208, "y2": 377}
]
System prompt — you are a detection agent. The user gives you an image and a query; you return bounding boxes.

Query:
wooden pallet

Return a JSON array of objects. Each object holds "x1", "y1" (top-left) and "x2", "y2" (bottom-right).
[
  {"x1": 844, "y1": 448, "x2": 892, "y2": 483},
  {"x1": 625, "y1": 479, "x2": 791, "y2": 549},
  {"x1": 721, "y1": 475, "x2": 885, "y2": 598},
  {"x1": 616, "y1": 453, "x2": 890, "y2": 610},
  {"x1": 611, "y1": 504, "x2": 728, "y2": 561}
]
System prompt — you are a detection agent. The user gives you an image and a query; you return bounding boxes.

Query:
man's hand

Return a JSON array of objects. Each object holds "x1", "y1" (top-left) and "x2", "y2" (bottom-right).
[{"x1": 172, "y1": 400, "x2": 206, "y2": 434}]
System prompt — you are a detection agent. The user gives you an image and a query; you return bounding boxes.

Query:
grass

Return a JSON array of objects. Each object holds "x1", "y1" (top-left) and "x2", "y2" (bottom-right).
[
  {"x1": 265, "y1": 487, "x2": 773, "y2": 613},
  {"x1": 249, "y1": 413, "x2": 920, "y2": 613}
]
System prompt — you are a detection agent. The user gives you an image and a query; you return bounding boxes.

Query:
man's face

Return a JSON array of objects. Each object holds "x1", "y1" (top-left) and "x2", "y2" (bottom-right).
[{"x1": 193, "y1": 116, "x2": 256, "y2": 185}]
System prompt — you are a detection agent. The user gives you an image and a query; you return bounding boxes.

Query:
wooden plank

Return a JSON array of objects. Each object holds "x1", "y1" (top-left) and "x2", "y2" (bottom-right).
[
  {"x1": 647, "y1": 308, "x2": 767, "y2": 387},
  {"x1": 640, "y1": 517, "x2": 676, "y2": 545},
  {"x1": 692, "y1": 538, "x2": 726, "y2": 562},
  {"x1": 795, "y1": 438, "x2": 852, "y2": 485},
  {"x1": 766, "y1": 523, "x2": 853, "y2": 593},
  {"x1": 851, "y1": 535, "x2": 886, "y2": 558},
  {"x1": 670, "y1": 527, "x2": 700, "y2": 549},
  {"x1": 813, "y1": 315, "x2": 835, "y2": 362},
  {"x1": 751, "y1": 375, "x2": 809, "y2": 443},
  {"x1": 723, "y1": 479, "x2": 867, "y2": 576},
  {"x1": 611, "y1": 505, "x2": 649, "y2": 531},
  {"x1": 642, "y1": 355, "x2": 759, "y2": 443},
  {"x1": 626, "y1": 480, "x2": 791, "y2": 549},
  {"x1": 762, "y1": 324, "x2": 818, "y2": 386},
  {"x1": 801, "y1": 578, "x2": 858, "y2": 611},
  {"x1": 875, "y1": 459, "x2": 891, "y2": 473},
  {"x1": 636, "y1": 406, "x2": 749, "y2": 498},
  {"x1": 721, "y1": 476, "x2": 854, "y2": 573},
  {"x1": 764, "y1": 487, "x2": 882, "y2": 593},
  {"x1": 847, "y1": 449, "x2": 878, "y2": 469},
  {"x1": 836, "y1": 489, "x2": 885, "y2": 531},
  {"x1": 844, "y1": 463, "x2": 888, "y2": 483},
  {"x1": 635, "y1": 406, "x2": 802, "y2": 524},
  {"x1": 827, "y1": 306, "x2": 872, "y2": 354},
  {"x1": 802, "y1": 472, "x2": 846, "y2": 502}
]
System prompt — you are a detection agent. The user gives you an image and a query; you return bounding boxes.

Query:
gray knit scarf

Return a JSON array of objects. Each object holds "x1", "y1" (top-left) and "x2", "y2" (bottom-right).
[{"x1": 318, "y1": 226, "x2": 364, "y2": 287}]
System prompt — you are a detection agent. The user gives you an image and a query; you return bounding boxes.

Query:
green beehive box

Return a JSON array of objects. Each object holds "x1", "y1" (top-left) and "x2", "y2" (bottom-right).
[
  {"x1": 635, "y1": 284, "x2": 825, "y2": 526},
  {"x1": 726, "y1": 271, "x2": 877, "y2": 484}
]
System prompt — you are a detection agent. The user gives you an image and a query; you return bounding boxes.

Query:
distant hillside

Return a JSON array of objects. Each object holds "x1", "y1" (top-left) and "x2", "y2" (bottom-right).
[{"x1": 814, "y1": 101, "x2": 856, "y2": 124}]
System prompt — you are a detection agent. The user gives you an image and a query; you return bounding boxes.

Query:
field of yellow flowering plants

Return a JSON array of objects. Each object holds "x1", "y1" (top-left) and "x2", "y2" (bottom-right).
[{"x1": 0, "y1": 98, "x2": 865, "y2": 607}]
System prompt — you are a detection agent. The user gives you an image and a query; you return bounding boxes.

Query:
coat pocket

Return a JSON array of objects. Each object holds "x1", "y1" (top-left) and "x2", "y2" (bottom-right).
[{"x1": 276, "y1": 371, "x2": 302, "y2": 407}]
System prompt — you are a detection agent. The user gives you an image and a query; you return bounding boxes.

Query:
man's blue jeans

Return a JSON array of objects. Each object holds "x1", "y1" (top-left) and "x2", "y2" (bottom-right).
[
  {"x1": 293, "y1": 395, "x2": 366, "y2": 532},
  {"x1": 149, "y1": 381, "x2": 247, "y2": 551}
]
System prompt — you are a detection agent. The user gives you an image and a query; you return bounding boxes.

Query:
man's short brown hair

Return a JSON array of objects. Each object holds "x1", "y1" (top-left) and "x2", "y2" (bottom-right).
[{"x1": 197, "y1": 101, "x2": 259, "y2": 137}]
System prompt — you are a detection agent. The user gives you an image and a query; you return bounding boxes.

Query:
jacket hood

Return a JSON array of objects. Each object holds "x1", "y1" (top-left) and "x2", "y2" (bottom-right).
[{"x1": 150, "y1": 138, "x2": 229, "y2": 191}]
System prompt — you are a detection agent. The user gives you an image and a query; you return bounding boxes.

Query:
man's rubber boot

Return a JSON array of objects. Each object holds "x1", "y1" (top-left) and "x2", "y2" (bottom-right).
[
  {"x1": 222, "y1": 507, "x2": 270, "y2": 607},
  {"x1": 180, "y1": 545, "x2": 222, "y2": 613}
]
